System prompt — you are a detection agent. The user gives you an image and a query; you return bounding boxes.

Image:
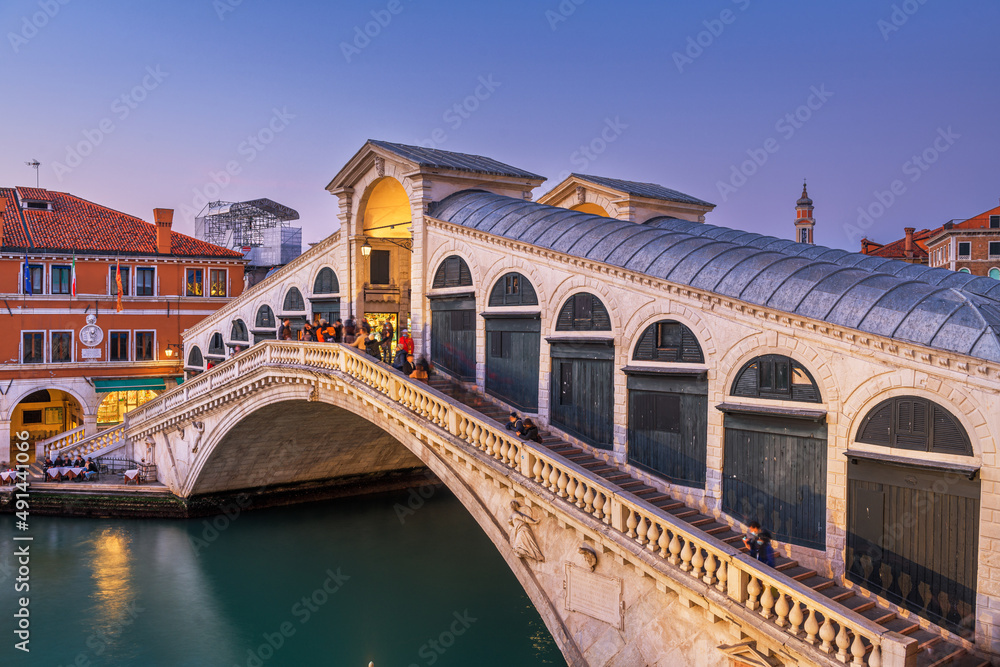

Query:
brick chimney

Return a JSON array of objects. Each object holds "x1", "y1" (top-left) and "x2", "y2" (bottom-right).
[
  {"x1": 904, "y1": 227, "x2": 915, "y2": 258},
  {"x1": 153, "y1": 208, "x2": 173, "y2": 254}
]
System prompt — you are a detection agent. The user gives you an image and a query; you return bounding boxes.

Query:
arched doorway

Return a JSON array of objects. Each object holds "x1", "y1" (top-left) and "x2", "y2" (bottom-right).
[
  {"x1": 10, "y1": 388, "x2": 84, "y2": 463},
  {"x1": 357, "y1": 177, "x2": 412, "y2": 338}
]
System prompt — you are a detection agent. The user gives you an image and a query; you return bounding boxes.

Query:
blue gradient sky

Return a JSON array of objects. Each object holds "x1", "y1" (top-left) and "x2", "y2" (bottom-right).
[{"x1": 2, "y1": 0, "x2": 997, "y2": 250}]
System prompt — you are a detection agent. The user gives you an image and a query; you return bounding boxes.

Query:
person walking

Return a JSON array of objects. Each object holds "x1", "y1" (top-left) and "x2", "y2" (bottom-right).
[
  {"x1": 399, "y1": 328, "x2": 414, "y2": 355},
  {"x1": 380, "y1": 319, "x2": 394, "y2": 363},
  {"x1": 344, "y1": 318, "x2": 356, "y2": 344},
  {"x1": 333, "y1": 319, "x2": 344, "y2": 343},
  {"x1": 278, "y1": 319, "x2": 293, "y2": 341}
]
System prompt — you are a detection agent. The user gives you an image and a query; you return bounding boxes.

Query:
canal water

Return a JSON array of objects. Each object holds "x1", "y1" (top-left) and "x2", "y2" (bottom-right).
[{"x1": 0, "y1": 489, "x2": 565, "y2": 666}]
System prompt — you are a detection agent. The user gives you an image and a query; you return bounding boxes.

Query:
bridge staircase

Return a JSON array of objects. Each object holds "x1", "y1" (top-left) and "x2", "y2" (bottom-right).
[{"x1": 425, "y1": 374, "x2": 986, "y2": 667}]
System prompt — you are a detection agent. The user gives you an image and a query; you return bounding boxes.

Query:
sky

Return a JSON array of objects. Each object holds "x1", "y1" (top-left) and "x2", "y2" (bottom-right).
[{"x1": 1, "y1": 0, "x2": 998, "y2": 251}]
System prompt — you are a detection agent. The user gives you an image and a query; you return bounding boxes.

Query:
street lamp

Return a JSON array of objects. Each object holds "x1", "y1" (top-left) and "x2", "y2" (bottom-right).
[
  {"x1": 165, "y1": 344, "x2": 182, "y2": 358},
  {"x1": 361, "y1": 238, "x2": 372, "y2": 257}
]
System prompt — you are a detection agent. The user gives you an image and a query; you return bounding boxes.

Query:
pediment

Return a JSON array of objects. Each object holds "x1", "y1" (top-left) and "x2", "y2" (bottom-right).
[{"x1": 716, "y1": 640, "x2": 779, "y2": 667}]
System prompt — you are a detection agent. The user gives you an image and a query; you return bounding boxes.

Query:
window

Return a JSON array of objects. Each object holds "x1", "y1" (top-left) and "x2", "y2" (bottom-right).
[
  {"x1": 431, "y1": 255, "x2": 472, "y2": 289},
  {"x1": 313, "y1": 267, "x2": 339, "y2": 294},
  {"x1": 231, "y1": 319, "x2": 249, "y2": 342},
  {"x1": 632, "y1": 320, "x2": 705, "y2": 363},
  {"x1": 22, "y1": 332, "x2": 43, "y2": 363},
  {"x1": 856, "y1": 396, "x2": 972, "y2": 455},
  {"x1": 991, "y1": 215, "x2": 999, "y2": 229},
  {"x1": 958, "y1": 242, "x2": 971, "y2": 258},
  {"x1": 110, "y1": 332, "x2": 130, "y2": 361},
  {"x1": 51, "y1": 332, "x2": 72, "y2": 362},
  {"x1": 186, "y1": 268, "x2": 203, "y2": 296},
  {"x1": 489, "y1": 331, "x2": 511, "y2": 358},
  {"x1": 990, "y1": 268, "x2": 1000, "y2": 280},
  {"x1": 488, "y1": 272, "x2": 538, "y2": 307},
  {"x1": 959, "y1": 268, "x2": 971, "y2": 274},
  {"x1": 555, "y1": 292, "x2": 612, "y2": 331},
  {"x1": 731, "y1": 355, "x2": 821, "y2": 402},
  {"x1": 187, "y1": 346, "x2": 204, "y2": 368},
  {"x1": 208, "y1": 333, "x2": 225, "y2": 356},
  {"x1": 210, "y1": 269, "x2": 227, "y2": 297},
  {"x1": 799, "y1": 228, "x2": 809, "y2": 243},
  {"x1": 990, "y1": 242, "x2": 1000, "y2": 258},
  {"x1": 110, "y1": 266, "x2": 131, "y2": 295},
  {"x1": 283, "y1": 287, "x2": 305, "y2": 311},
  {"x1": 22, "y1": 410, "x2": 43, "y2": 424},
  {"x1": 312, "y1": 302, "x2": 340, "y2": 326},
  {"x1": 136, "y1": 267, "x2": 155, "y2": 296},
  {"x1": 51, "y1": 266, "x2": 71, "y2": 294},
  {"x1": 135, "y1": 331, "x2": 154, "y2": 361},
  {"x1": 23, "y1": 264, "x2": 43, "y2": 295},
  {"x1": 256, "y1": 305, "x2": 275, "y2": 328},
  {"x1": 370, "y1": 250, "x2": 391, "y2": 286}
]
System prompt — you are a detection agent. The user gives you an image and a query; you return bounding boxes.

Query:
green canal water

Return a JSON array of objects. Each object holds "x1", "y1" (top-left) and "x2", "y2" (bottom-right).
[{"x1": 0, "y1": 489, "x2": 565, "y2": 666}]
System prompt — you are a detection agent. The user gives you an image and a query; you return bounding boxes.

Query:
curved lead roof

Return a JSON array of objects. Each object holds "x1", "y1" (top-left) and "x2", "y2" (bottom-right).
[{"x1": 430, "y1": 190, "x2": 1000, "y2": 363}]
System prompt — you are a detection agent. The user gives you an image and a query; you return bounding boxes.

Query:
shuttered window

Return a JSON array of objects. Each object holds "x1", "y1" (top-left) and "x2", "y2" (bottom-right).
[
  {"x1": 856, "y1": 396, "x2": 972, "y2": 455},
  {"x1": 208, "y1": 333, "x2": 225, "y2": 356},
  {"x1": 187, "y1": 346, "x2": 204, "y2": 368},
  {"x1": 432, "y1": 255, "x2": 472, "y2": 289},
  {"x1": 488, "y1": 272, "x2": 538, "y2": 306},
  {"x1": 731, "y1": 355, "x2": 821, "y2": 403},
  {"x1": 231, "y1": 319, "x2": 249, "y2": 342},
  {"x1": 256, "y1": 305, "x2": 275, "y2": 328},
  {"x1": 555, "y1": 292, "x2": 611, "y2": 331},
  {"x1": 632, "y1": 320, "x2": 704, "y2": 363},
  {"x1": 283, "y1": 287, "x2": 305, "y2": 312},
  {"x1": 314, "y1": 267, "x2": 339, "y2": 294}
]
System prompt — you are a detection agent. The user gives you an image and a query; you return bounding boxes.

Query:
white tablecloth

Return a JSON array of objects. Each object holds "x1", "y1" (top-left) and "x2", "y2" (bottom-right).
[
  {"x1": 124, "y1": 469, "x2": 140, "y2": 483},
  {"x1": 0, "y1": 470, "x2": 16, "y2": 483},
  {"x1": 46, "y1": 466, "x2": 85, "y2": 480}
]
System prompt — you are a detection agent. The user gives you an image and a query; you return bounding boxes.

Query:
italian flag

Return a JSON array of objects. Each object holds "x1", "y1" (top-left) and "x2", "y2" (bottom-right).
[{"x1": 71, "y1": 255, "x2": 77, "y2": 297}]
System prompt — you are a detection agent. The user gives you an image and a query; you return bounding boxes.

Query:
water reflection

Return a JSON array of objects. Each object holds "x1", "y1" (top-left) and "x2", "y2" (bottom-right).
[{"x1": 88, "y1": 527, "x2": 135, "y2": 637}]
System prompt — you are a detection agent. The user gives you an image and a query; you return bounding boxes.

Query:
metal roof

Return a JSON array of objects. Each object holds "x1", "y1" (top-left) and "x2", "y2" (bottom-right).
[
  {"x1": 571, "y1": 173, "x2": 715, "y2": 207},
  {"x1": 430, "y1": 190, "x2": 1000, "y2": 363},
  {"x1": 368, "y1": 140, "x2": 544, "y2": 181}
]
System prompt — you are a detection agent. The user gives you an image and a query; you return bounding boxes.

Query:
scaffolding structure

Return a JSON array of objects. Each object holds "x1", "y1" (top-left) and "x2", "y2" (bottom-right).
[{"x1": 195, "y1": 198, "x2": 300, "y2": 254}]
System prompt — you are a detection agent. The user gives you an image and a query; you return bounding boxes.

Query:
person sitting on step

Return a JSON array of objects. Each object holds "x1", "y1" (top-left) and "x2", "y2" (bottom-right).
[
  {"x1": 517, "y1": 418, "x2": 541, "y2": 443},
  {"x1": 505, "y1": 412, "x2": 523, "y2": 433},
  {"x1": 83, "y1": 457, "x2": 99, "y2": 482}
]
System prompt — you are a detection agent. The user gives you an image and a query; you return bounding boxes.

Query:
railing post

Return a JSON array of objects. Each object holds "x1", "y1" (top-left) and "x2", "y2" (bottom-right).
[
  {"x1": 728, "y1": 560, "x2": 750, "y2": 604},
  {"x1": 520, "y1": 450, "x2": 534, "y2": 478},
  {"x1": 299, "y1": 344, "x2": 306, "y2": 365},
  {"x1": 879, "y1": 633, "x2": 919, "y2": 667},
  {"x1": 609, "y1": 496, "x2": 626, "y2": 532},
  {"x1": 447, "y1": 406, "x2": 459, "y2": 436},
  {"x1": 389, "y1": 377, "x2": 401, "y2": 403}
]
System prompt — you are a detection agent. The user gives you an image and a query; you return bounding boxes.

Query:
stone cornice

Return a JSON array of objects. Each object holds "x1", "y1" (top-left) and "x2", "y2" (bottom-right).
[{"x1": 425, "y1": 216, "x2": 1000, "y2": 390}]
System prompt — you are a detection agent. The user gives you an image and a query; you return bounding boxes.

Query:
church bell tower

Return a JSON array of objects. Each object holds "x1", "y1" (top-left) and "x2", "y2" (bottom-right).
[{"x1": 794, "y1": 181, "x2": 815, "y2": 244}]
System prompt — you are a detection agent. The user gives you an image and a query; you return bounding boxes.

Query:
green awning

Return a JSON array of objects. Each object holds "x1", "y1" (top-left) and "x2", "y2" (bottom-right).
[{"x1": 93, "y1": 378, "x2": 169, "y2": 393}]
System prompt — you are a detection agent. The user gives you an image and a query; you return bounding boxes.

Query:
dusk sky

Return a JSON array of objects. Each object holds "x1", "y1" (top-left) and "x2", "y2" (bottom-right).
[{"x1": 2, "y1": 0, "x2": 997, "y2": 251}]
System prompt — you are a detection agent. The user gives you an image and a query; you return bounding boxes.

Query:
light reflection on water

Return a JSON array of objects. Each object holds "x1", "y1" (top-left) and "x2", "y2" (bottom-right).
[{"x1": 88, "y1": 527, "x2": 134, "y2": 636}]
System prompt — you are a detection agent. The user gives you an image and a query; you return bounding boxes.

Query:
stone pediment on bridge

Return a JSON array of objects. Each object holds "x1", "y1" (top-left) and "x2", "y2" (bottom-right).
[
  {"x1": 537, "y1": 173, "x2": 716, "y2": 223},
  {"x1": 716, "y1": 641, "x2": 779, "y2": 667}
]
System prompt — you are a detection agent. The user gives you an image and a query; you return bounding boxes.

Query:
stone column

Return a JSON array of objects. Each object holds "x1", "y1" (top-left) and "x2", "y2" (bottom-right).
[
  {"x1": 83, "y1": 414, "x2": 98, "y2": 438},
  {"x1": 408, "y1": 180, "x2": 434, "y2": 357}
]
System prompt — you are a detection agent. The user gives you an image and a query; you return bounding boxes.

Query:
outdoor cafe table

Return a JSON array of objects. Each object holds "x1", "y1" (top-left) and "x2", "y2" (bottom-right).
[
  {"x1": 124, "y1": 469, "x2": 141, "y2": 484},
  {"x1": 0, "y1": 470, "x2": 17, "y2": 485},
  {"x1": 46, "y1": 467, "x2": 85, "y2": 481}
]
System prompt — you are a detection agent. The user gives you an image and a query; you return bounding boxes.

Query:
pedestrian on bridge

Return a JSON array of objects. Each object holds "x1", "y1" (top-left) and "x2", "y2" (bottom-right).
[{"x1": 344, "y1": 318, "x2": 356, "y2": 344}]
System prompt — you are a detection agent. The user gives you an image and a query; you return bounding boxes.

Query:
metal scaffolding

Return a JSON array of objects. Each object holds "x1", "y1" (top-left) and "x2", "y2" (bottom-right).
[{"x1": 195, "y1": 198, "x2": 300, "y2": 251}]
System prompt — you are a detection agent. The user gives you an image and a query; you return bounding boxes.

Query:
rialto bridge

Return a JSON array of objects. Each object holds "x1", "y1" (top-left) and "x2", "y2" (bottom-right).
[{"x1": 53, "y1": 141, "x2": 1000, "y2": 666}]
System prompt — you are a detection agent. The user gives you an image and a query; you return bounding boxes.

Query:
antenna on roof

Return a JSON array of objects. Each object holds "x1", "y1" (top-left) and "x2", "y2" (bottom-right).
[{"x1": 24, "y1": 160, "x2": 40, "y2": 188}]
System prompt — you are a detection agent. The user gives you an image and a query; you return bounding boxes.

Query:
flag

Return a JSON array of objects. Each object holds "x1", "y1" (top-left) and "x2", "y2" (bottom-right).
[
  {"x1": 71, "y1": 254, "x2": 77, "y2": 298},
  {"x1": 22, "y1": 250, "x2": 31, "y2": 295},
  {"x1": 115, "y1": 258, "x2": 123, "y2": 312}
]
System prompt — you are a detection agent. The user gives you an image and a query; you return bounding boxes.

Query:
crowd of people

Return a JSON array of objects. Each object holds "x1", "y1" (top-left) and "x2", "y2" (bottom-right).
[{"x1": 41, "y1": 454, "x2": 99, "y2": 481}]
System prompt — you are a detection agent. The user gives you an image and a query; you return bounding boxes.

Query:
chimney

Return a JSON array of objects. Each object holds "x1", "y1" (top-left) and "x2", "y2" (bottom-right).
[
  {"x1": 904, "y1": 227, "x2": 915, "y2": 258},
  {"x1": 154, "y1": 208, "x2": 173, "y2": 254}
]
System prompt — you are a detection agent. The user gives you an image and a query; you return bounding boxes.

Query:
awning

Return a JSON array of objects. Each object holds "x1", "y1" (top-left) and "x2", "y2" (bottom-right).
[{"x1": 93, "y1": 378, "x2": 169, "y2": 393}]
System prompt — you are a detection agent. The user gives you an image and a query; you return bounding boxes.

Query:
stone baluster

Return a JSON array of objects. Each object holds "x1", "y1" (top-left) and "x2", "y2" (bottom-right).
[
  {"x1": 532, "y1": 456, "x2": 544, "y2": 483},
  {"x1": 690, "y1": 545, "x2": 704, "y2": 579},
  {"x1": 867, "y1": 644, "x2": 881, "y2": 667},
  {"x1": 668, "y1": 532, "x2": 682, "y2": 566},
  {"x1": 774, "y1": 592, "x2": 790, "y2": 628},
  {"x1": 836, "y1": 623, "x2": 851, "y2": 663},
  {"x1": 759, "y1": 584, "x2": 775, "y2": 620},
  {"x1": 679, "y1": 536, "x2": 694, "y2": 572},
  {"x1": 657, "y1": 524, "x2": 669, "y2": 558},
  {"x1": 702, "y1": 552, "x2": 717, "y2": 585},
  {"x1": 626, "y1": 509, "x2": 638, "y2": 538},
  {"x1": 565, "y1": 477, "x2": 577, "y2": 505},
  {"x1": 593, "y1": 491, "x2": 605, "y2": 521},
  {"x1": 484, "y1": 431, "x2": 496, "y2": 457},
  {"x1": 635, "y1": 515, "x2": 649, "y2": 547},
  {"x1": 646, "y1": 521, "x2": 660, "y2": 553},
  {"x1": 499, "y1": 439, "x2": 510, "y2": 464},
  {"x1": 850, "y1": 630, "x2": 867, "y2": 667},
  {"x1": 746, "y1": 575, "x2": 762, "y2": 611},
  {"x1": 804, "y1": 607, "x2": 820, "y2": 645},
  {"x1": 573, "y1": 478, "x2": 586, "y2": 508},
  {"x1": 715, "y1": 559, "x2": 728, "y2": 593},
  {"x1": 819, "y1": 615, "x2": 836, "y2": 654},
  {"x1": 548, "y1": 464, "x2": 560, "y2": 492},
  {"x1": 556, "y1": 470, "x2": 569, "y2": 498},
  {"x1": 583, "y1": 485, "x2": 594, "y2": 512},
  {"x1": 507, "y1": 441, "x2": 519, "y2": 468}
]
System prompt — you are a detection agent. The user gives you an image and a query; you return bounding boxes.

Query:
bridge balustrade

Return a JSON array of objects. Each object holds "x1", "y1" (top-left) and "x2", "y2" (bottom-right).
[{"x1": 124, "y1": 341, "x2": 918, "y2": 667}]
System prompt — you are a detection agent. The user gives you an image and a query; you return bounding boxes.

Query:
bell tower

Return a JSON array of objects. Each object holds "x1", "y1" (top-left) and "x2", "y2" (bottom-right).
[{"x1": 794, "y1": 181, "x2": 815, "y2": 244}]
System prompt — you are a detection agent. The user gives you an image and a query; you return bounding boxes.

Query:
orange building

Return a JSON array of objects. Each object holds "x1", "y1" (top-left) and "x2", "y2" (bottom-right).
[{"x1": 0, "y1": 186, "x2": 245, "y2": 461}]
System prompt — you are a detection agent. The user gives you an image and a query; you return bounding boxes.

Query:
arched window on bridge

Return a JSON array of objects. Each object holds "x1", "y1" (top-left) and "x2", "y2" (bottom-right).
[
  {"x1": 731, "y1": 355, "x2": 821, "y2": 403},
  {"x1": 208, "y1": 333, "x2": 225, "y2": 357},
  {"x1": 555, "y1": 292, "x2": 611, "y2": 331},
  {"x1": 230, "y1": 319, "x2": 249, "y2": 343},
  {"x1": 432, "y1": 255, "x2": 472, "y2": 289},
  {"x1": 256, "y1": 305, "x2": 275, "y2": 329},
  {"x1": 721, "y1": 355, "x2": 826, "y2": 550},
  {"x1": 313, "y1": 267, "x2": 340, "y2": 294},
  {"x1": 489, "y1": 272, "x2": 537, "y2": 307},
  {"x1": 187, "y1": 346, "x2": 204, "y2": 368},
  {"x1": 626, "y1": 320, "x2": 707, "y2": 488},
  {"x1": 283, "y1": 287, "x2": 305, "y2": 312},
  {"x1": 847, "y1": 396, "x2": 977, "y2": 633}
]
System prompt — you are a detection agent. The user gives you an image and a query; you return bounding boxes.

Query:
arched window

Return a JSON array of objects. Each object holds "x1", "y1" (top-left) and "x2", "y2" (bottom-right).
[
  {"x1": 208, "y1": 333, "x2": 225, "y2": 356},
  {"x1": 187, "y1": 346, "x2": 204, "y2": 368},
  {"x1": 731, "y1": 355, "x2": 821, "y2": 403},
  {"x1": 632, "y1": 320, "x2": 704, "y2": 363},
  {"x1": 959, "y1": 268, "x2": 971, "y2": 274},
  {"x1": 990, "y1": 267, "x2": 1000, "y2": 280},
  {"x1": 856, "y1": 396, "x2": 972, "y2": 456},
  {"x1": 283, "y1": 287, "x2": 305, "y2": 312},
  {"x1": 230, "y1": 319, "x2": 249, "y2": 342},
  {"x1": 432, "y1": 255, "x2": 472, "y2": 289},
  {"x1": 555, "y1": 293, "x2": 611, "y2": 331},
  {"x1": 489, "y1": 272, "x2": 538, "y2": 307},
  {"x1": 256, "y1": 305, "x2": 275, "y2": 329},
  {"x1": 313, "y1": 267, "x2": 340, "y2": 294}
]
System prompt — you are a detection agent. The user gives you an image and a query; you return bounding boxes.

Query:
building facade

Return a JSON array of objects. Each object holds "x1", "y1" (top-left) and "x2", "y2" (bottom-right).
[{"x1": 0, "y1": 186, "x2": 245, "y2": 461}]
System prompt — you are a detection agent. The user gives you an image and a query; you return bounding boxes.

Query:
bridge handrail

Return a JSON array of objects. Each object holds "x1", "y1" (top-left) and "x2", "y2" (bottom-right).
[
  {"x1": 37, "y1": 424, "x2": 85, "y2": 456},
  {"x1": 124, "y1": 341, "x2": 915, "y2": 667},
  {"x1": 46, "y1": 423, "x2": 128, "y2": 461}
]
